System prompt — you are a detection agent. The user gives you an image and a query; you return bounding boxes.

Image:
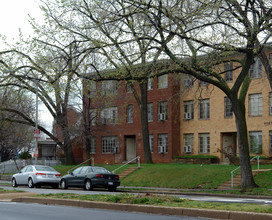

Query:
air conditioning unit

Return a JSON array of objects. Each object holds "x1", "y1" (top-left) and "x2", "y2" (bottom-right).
[
  {"x1": 184, "y1": 145, "x2": 192, "y2": 153},
  {"x1": 158, "y1": 113, "x2": 166, "y2": 121},
  {"x1": 158, "y1": 145, "x2": 165, "y2": 154},
  {"x1": 184, "y1": 112, "x2": 192, "y2": 120}
]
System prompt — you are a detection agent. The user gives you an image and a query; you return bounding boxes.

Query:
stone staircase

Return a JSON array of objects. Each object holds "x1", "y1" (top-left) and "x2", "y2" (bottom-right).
[
  {"x1": 118, "y1": 167, "x2": 139, "y2": 178},
  {"x1": 217, "y1": 169, "x2": 271, "y2": 190}
]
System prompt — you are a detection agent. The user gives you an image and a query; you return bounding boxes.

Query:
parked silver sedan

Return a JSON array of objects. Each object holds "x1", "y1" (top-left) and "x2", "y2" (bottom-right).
[{"x1": 11, "y1": 165, "x2": 61, "y2": 188}]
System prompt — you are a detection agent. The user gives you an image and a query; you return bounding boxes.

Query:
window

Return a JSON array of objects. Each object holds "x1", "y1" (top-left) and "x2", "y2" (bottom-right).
[
  {"x1": 183, "y1": 100, "x2": 194, "y2": 120},
  {"x1": 148, "y1": 78, "x2": 153, "y2": 90},
  {"x1": 249, "y1": 58, "x2": 262, "y2": 79},
  {"x1": 89, "y1": 109, "x2": 97, "y2": 126},
  {"x1": 224, "y1": 97, "x2": 233, "y2": 118},
  {"x1": 269, "y1": 131, "x2": 272, "y2": 153},
  {"x1": 127, "y1": 82, "x2": 133, "y2": 93},
  {"x1": 225, "y1": 62, "x2": 233, "y2": 82},
  {"x1": 149, "y1": 135, "x2": 154, "y2": 153},
  {"x1": 101, "y1": 107, "x2": 118, "y2": 124},
  {"x1": 249, "y1": 131, "x2": 262, "y2": 154},
  {"x1": 158, "y1": 74, "x2": 168, "y2": 89},
  {"x1": 184, "y1": 134, "x2": 194, "y2": 153},
  {"x1": 147, "y1": 103, "x2": 153, "y2": 122},
  {"x1": 183, "y1": 75, "x2": 194, "y2": 87},
  {"x1": 158, "y1": 101, "x2": 168, "y2": 120},
  {"x1": 158, "y1": 134, "x2": 168, "y2": 153},
  {"x1": 101, "y1": 80, "x2": 118, "y2": 95},
  {"x1": 269, "y1": 93, "x2": 272, "y2": 115},
  {"x1": 89, "y1": 81, "x2": 96, "y2": 97},
  {"x1": 270, "y1": 54, "x2": 272, "y2": 67},
  {"x1": 199, "y1": 133, "x2": 210, "y2": 153},
  {"x1": 127, "y1": 105, "x2": 133, "y2": 123},
  {"x1": 249, "y1": 94, "x2": 262, "y2": 116},
  {"x1": 102, "y1": 136, "x2": 119, "y2": 153},
  {"x1": 90, "y1": 137, "x2": 96, "y2": 154},
  {"x1": 199, "y1": 99, "x2": 210, "y2": 119}
]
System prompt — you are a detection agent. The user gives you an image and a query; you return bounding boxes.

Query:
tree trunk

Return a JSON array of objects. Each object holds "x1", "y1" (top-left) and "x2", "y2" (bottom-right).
[
  {"x1": 139, "y1": 82, "x2": 153, "y2": 163},
  {"x1": 83, "y1": 95, "x2": 91, "y2": 165},
  {"x1": 233, "y1": 100, "x2": 258, "y2": 190}
]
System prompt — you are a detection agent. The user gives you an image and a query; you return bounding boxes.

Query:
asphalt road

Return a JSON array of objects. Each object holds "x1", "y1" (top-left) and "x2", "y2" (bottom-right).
[{"x1": 0, "y1": 202, "x2": 212, "y2": 220}]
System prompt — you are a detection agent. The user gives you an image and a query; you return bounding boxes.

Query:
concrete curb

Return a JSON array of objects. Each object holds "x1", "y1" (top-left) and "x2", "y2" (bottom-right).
[
  {"x1": 11, "y1": 197, "x2": 272, "y2": 220},
  {"x1": 0, "y1": 192, "x2": 37, "y2": 200}
]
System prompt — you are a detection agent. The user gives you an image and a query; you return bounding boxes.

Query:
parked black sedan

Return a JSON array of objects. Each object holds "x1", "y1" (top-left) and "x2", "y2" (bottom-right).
[{"x1": 60, "y1": 166, "x2": 120, "y2": 191}]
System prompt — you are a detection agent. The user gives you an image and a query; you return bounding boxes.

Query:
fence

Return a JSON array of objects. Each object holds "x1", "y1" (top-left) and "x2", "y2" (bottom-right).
[{"x1": 0, "y1": 159, "x2": 62, "y2": 174}]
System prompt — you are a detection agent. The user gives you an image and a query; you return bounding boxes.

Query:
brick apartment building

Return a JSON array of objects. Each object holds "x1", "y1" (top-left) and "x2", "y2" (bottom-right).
[
  {"x1": 82, "y1": 73, "x2": 181, "y2": 164},
  {"x1": 180, "y1": 51, "x2": 272, "y2": 163}
]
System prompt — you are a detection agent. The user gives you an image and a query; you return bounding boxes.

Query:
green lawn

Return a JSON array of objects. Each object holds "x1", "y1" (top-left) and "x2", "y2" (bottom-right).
[{"x1": 53, "y1": 163, "x2": 272, "y2": 190}]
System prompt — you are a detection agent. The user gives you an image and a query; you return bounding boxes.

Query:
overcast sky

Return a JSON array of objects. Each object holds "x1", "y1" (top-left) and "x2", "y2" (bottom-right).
[{"x1": 0, "y1": 0, "x2": 43, "y2": 48}]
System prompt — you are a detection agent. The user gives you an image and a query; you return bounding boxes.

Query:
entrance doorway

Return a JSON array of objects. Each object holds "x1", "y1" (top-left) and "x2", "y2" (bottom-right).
[
  {"x1": 125, "y1": 136, "x2": 136, "y2": 161},
  {"x1": 222, "y1": 133, "x2": 237, "y2": 164}
]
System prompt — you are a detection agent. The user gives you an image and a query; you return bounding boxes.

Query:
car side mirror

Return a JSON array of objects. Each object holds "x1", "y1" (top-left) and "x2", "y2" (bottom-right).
[{"x1": 69, "y1": 172, "x2": 74, "y2": 176}]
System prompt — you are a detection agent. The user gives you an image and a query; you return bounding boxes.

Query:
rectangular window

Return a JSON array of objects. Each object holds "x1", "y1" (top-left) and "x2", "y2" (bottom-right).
[
  {"x1": 158, "y1": 134, "x2": 168, "y2": 153},
  {"x1": 225, "y1": 62, "x2": 233, "y2": 82},
  {"x1": 90, "y1": 137, "x2": 96, "y2": 154},
  {"x1": 183, "y1": 100, "x2": 194, "y2": 120},
  {"x1": 102, "y1": 136, "x2": 119, "y2": 153},
  {"x1": 199, "y1": 133, "x2": 210, "y2": 153},
  {"x1": 147, "y1": 103, "x2": 153, "y2": 122},
  {"x1": 184, "y1": 134, "x2": 194, "y2": 153},
  {"x1": 149, "y1": 135, "x2": 154, "y2": 153},
  {"x1": 101, "y1": 107, "x2": 118, "y2": 124},
  {"x1": 158, "y1": 74, "x2": 168, "y2": 89},
  {"x1": 148, "y1": 78, "x2": 153, "y2": 90},
  {"x1": 127, "y1": 82, "x2": 133, "y2": 93},
  {"x1": 249, "y1": 94, "x2": 262, "y2": 116},
  {"x1": 224, "y1": 97, "x2": 233, "y2": 118},
  {"x1": 269, "y1": 93, "x2": 272, "y2": 115},
  {"x1": 249, "y1": 58, "x2": 262, "y2": 79},
  {"x1": 249, "y1": 131, "x2": 262, "y2": 154},
  {"x1": 89, "y1": 109, "x2": 97, "y2": 126},
  {"x1": 199, "y1": 99, "x2": 210, "y2": 119},
  {"x1": 158, "y1": 101, "x2": 168, "y2": 121},
  {"x1": 127, "y1": 105, "x2": 133, "y2": 123},
  {"x1": 102, "y1": 80, "x2": 118, "y2": 95}
]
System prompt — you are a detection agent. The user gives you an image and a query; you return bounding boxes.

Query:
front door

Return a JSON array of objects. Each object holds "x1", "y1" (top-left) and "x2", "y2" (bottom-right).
[
  {"x1": 126, "y1": 137, "x2": 136, "y2": 161},
  {"x1": 222, "y1": 133, "x2": 237, "y2": 164}
]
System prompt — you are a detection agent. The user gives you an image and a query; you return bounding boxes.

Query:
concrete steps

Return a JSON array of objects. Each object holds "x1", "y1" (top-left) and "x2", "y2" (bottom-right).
[
  {"x1": 118, "y1": 167, "x2": 139, "y2": 179},
  {"x1": 217, "y1": 169, "x2": 271, "y2": 190}
]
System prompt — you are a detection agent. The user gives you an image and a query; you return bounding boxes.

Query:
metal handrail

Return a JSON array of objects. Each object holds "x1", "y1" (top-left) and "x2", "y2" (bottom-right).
[
  {"x1": 67, "y1": 157, "x2": 94, "y2": 174},
  {"x1": 112, "y1": 156, "x2": 140, "y2": 174},
  {"x1": 230, "y1": 155, "x2": 260, "y2": 188}
]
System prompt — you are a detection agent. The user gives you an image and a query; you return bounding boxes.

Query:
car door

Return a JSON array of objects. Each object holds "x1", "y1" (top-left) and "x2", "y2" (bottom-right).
[
  {"x1": 73, "y1": 167, "x2": 89, "y2": 187},
  {"x1": 15, "y1": 166, "x2": 28, "y2": 184},
  {"x1": 67, "y1": 167, "x2": 82, "y2": 186}
]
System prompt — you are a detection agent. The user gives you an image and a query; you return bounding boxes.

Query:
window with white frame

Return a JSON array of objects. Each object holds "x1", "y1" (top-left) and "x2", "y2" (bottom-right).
[
  {"x1": 199, "y1": 133, "x2": 210, "y2": 153},
  {"x1": 158, "y1": 101, "x2": 168, "y2": 121},
  {"x1": 158, "y1": 74, "x2": 168, "y2": 89},
  {"x1": 127, "y1": 105, "x2": 133, "y2": 123},
  {"x1": 199, "y1": 99, "x2": 210, "y2": 119},
  {"x1": 147, "y1": 103, "x2": 153, "y2": 122},
  {"x1": 225, "y1": 62, "x2": 233, "y2": 82},
  {"x1": 249, "y1": 58, "x2": 262, "y2": 79},
  {"x1": 102, "y1": 136, "x2": 119, "y2": 153},
  {"x1": 224, "y1": 97, "x2": 233, "y2": 118},
  {"x1": 89, "y1": 109, "x2": 97, "y2": 126},
  {"x1": 249, "y1": 131, "x2": 262, "y2": 154},
  {"x1": 184, "y1": 134, "x2": 194, "y2": 153},
  {"x1": 101, "y1": 107, "x2": 118, "y2": 124},
  {"x1": 101, "y1": 80, "x2": 118, "y2": 95},
  {"x1": 269, "y1": 131, "x2": 272, "y2": 153},
  {"x1": 148, "y1": 78, "x2": 153, "y2": 90},
  {"x1": 149, "y1": 135, "x2": 154, "y2": 153},
  {"x1": 183, "y1": 100, "x2": 194, "y2": 120},
  {"x1": 249, "y1": 93, "x2": 262, "y2": 116},
  {"x1": 90, "y1": 137, "x2": 96, "y2": 154},
  {"x1": 158, "y1": 134, "x2": 168, "y2": 153}
]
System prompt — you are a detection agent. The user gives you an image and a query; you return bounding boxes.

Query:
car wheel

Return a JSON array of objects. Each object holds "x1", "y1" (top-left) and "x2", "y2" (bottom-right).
[
  {"x1": 108, "y1": 186, "x2": 117, "y2": 192},
  {"x1": 60, "y1": 179, "x2": 68, "y2": 189},
  {"x1": 28, "y1": 178, "x2": 34, "y2": 188},
  {"x1": 84, "y1": 179, "x2": 92, "y2": 191},
  {"x1": 12, "y1": 178, "x2": 17, "y2": 187}
]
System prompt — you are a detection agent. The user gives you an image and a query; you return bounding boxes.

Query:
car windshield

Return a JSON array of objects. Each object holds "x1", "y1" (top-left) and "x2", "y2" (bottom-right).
[
  {"x1": 35, "y1": 166, "x2": 56, "y2": 172},
  {"x1": 93, "y1": 167, "x2": 111, "y2": 174}
]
